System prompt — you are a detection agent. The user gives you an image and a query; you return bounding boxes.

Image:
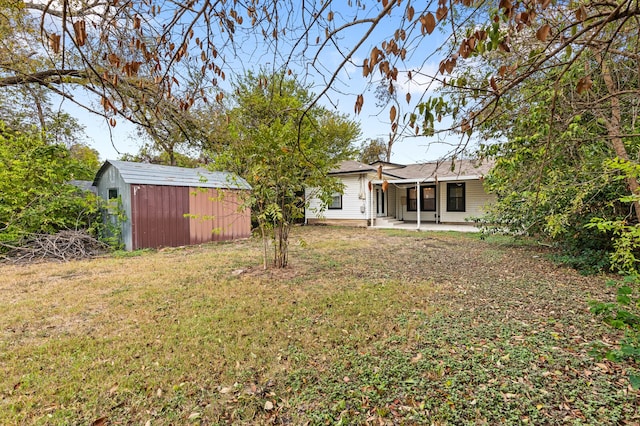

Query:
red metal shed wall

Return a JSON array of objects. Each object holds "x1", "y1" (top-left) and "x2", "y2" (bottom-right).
[
  {"x1": 130, "y1": 184, "x2": 191, "y2": 250},
  {"x1": 188, "y1": 188, "x2": 251, "y2": 244}
]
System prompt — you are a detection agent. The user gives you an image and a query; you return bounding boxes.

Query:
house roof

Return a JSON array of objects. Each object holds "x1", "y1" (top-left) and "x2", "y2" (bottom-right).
[
  {"x1": 330, "y1": 158, "x2": 494, "y2": 182},
  {"x1": 329, "y1": 160, "x2": 377, "y2": 175},
  {"x1": 369, "y1": 160, "x2": 406, "y2": 170},
  {"x1": 93, "y1": 160, "x2": 251, "y2": 190},
  {"x1": 386, "y1": 159, "x2": 493, "y2": 181}
]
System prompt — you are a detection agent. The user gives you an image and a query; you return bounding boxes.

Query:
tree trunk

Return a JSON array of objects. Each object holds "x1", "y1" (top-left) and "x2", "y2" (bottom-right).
[
  {"x1": 597, "y1": 51, "x2": 640, "y2": 224},
  {"x1": 386, "y1": 131, "x2": 396, "y2": 163},
  {"x1": 260, "y1": 222, "x2": 268, "y2": 270},
  {"x1": 25, "y1": 86, "x2": 47, "y2": 133},
  {"x1": 274, "y1": 223, "x2": 286, "y2": 268}
]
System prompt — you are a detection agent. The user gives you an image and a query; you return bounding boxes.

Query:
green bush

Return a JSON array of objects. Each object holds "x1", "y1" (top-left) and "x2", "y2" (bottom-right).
[
  {"x1": 0, "y1": 124, "x2": 101, "y2": 248},
  {"x1": 589, "y1": 275, "x2": 640, "y2": 388}
]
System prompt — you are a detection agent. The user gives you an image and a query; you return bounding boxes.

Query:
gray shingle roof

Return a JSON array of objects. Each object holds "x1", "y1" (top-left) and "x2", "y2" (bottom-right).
[
  {"x1": 93, "y1": 160, "x2": 251, "y2": 190},
  {"x1": 330, "y1": 159, "x2": 493, "y2": 180},
  {"x1": 387, "y1": 159, "x2": 493, "y2": 180},
  {"x1": 329, "y1": 160, "x2": 376, "y2": 175}
]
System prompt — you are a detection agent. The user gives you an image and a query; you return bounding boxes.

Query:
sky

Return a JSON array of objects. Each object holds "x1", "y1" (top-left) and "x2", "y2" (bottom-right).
[
  {"x1": 69, "y1": 91, "x2": 459, "y2": 165},
  {"x1": 60, "y1": 1, "x2": 467, "y2": 165}
]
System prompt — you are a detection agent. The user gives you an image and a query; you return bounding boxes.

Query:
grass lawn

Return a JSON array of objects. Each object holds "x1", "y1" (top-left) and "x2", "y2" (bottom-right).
[{"x1": 1, "y1": 226, "x2": 638, "y2": 424}]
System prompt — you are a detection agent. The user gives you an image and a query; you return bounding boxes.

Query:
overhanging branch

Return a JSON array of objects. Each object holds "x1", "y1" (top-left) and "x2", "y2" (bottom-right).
[{"x1": 0, "y1": 69, "x2": 87, "y2": 87}]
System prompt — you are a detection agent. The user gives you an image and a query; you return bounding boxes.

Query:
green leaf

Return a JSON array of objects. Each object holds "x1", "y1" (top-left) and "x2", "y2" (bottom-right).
[
  {"x1": 629, "y1": 373, "x2": 640, "y2": 389},
  {"x1": 617, "y1": 294, "x2": 632, "y2": 306},
  {"x1": 620, "y1": 344, "x2": 640, "y2": 357}
]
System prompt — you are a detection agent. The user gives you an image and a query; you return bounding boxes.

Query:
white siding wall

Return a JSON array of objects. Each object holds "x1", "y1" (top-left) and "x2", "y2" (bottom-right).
[
  {"x1": 438, "y1": 180, "x2": 495, "y2": 223},
  {"x1": 306, "y1": 175, "x2": 495, "y2": 225},
  {"x1": 305, "y1": 174, "x2": 368, "y2": 221},
  {"x1": 403, "y1": 209, "x2": 438, "y2": 222}
]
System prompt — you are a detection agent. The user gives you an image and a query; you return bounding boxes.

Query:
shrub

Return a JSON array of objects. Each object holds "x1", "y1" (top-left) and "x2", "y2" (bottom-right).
[{"x1": 0, "y1": 124, "x2": 101, "y2": 249}]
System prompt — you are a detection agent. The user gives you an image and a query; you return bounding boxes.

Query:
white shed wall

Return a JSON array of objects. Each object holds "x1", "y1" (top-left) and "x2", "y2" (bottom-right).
[{"x1": 95, "y1": 165, "x2": 133, "y2": 250}]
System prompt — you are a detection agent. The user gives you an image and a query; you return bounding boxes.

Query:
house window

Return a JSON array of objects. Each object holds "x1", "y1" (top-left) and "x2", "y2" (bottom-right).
[
  {"x1": 407, "y1": 188, "x2": 417, "y2": 211},
  {"x1": 447, "y1": 182, "x2": 466, "y2": 212},
  {"x1": 422, "y1": 186, "x2": 436, "y2": 211},
  {"x1": 407, "y1": 185, "x2": 436, "y2": 211},
  {"x1": 108, "y1": 188, "x2": 119, "y2": 199},
  {"x1": 328, "y1": 193, "x2": 342, "y2": 210}
]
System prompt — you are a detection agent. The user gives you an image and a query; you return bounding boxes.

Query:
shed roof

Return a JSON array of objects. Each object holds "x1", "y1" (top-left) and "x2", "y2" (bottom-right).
[{"x1": 93, "y1": 160, "x2": 251, "y2": 190}]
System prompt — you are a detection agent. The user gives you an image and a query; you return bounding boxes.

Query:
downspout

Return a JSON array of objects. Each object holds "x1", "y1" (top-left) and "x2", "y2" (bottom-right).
[{"x1": 416, "y1": 180, "x2": 421, "y2": 230}]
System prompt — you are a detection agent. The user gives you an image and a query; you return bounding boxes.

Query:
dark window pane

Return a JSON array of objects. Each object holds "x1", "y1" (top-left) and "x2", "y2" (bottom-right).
[
  {"x1": 407, "y1": 188, "x2": 417, "y2": 211},
  {"x1": 447, "y1": 183, "x2": 465, "y2": 212},
  {"x1": 421, "y1": 186, "x2": 436, "y2": 211},
  {"x1": 328, "y1": 194, "x2": 342, "y2": 209}
]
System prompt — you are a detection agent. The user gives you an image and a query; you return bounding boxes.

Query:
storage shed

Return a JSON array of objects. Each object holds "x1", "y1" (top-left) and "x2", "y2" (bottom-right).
[{"x1": 93, "y1": 160, "x2": 252, "y2": 250}]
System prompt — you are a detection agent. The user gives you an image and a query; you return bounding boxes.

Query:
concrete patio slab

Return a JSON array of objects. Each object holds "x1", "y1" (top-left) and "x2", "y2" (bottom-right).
[{"x1": 370, "y1": 222, "x2": 480, "y2": 233}]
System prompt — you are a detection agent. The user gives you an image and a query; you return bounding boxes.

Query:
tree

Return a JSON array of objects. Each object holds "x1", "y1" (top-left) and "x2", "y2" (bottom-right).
[
  {"x1": 69, "y1": 143, "x2": 101, "y2": 171},
  {"x1": 0, "y1": 82, "x2": 90, "y2": 146},
  {"x1": 358, "y1": 138, "x2": 388, "y2": 164},
  {"x1": 211, "y1": 71, "x2": 359, "y2": 269},
  {"x1": 0, "y1": 123, "x2": 101, "y2": 246},
  {"x1": 2, "y1": 0, "x2": 637, "y2": 154},
  {"x1": 119, "y1": 146, "x2": 199, "y2": 167},
  {"x1": 416, "y1": 1, "x2": 640, "y2": 220},
  {"x1": 3, "y1": 1, "x2": 640, "y2": 266},
  {"x1": 430, "y1": 2, "x2": 640, "y2": 272}
]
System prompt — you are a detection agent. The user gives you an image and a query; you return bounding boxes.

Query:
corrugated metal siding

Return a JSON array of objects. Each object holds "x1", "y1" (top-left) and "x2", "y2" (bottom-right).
[
  {"x1": 95, "y1": 161, "x2": 252, "y2": 250},
  {"x1": 130, "y1": 185, "x2": 191, "y2": 250},
  {"x1": 188, "y1": 188, "x2": 251, "y2": 243}
]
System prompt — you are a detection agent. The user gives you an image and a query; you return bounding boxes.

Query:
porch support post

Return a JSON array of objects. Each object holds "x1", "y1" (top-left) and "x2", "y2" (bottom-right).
[
  {"x1": 416, "y1": 180, "x2": 421, "y2": 230},
  {"x1": 370, "y1": 182, "x2": 374, "y2": 227}
]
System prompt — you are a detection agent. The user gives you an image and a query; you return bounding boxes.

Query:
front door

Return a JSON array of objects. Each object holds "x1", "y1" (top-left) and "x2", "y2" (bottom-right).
[{"x1": 376, "y1": 188, "x2": 386, "y2": 216}]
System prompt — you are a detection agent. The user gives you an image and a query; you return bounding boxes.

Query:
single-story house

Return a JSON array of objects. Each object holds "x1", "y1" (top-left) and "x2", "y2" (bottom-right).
[
  {"x1": 305, "y1": 159, "x2": 495, "y2": 229},
  {"x1": 93, "y1": 160, "x2": 251, "y2": 250}
]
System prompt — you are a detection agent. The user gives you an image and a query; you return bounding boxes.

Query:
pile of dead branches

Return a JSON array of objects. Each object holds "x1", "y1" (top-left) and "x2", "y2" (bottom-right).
[{"x1": 0, "y1": 230, "x2": 110, "y2": 264}]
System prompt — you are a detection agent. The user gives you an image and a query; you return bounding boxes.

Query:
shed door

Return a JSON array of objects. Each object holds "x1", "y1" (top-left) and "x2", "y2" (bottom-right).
[{"x1": 130, "y1": 185, "x2": 191, "y2": 250}]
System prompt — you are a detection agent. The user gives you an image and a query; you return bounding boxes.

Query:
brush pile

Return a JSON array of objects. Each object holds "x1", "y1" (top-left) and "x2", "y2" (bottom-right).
[{"x1": 0, "y1": 230, "x2": 109, "y2": 263}]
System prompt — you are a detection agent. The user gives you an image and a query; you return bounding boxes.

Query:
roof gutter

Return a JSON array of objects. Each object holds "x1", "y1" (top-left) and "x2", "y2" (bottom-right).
[{"x1": 370, "y1": 175, "x2": 481, "y2": 185}]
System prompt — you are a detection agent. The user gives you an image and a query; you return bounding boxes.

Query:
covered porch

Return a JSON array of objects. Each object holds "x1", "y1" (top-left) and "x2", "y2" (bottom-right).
[{"x1": 367, "y1": 177, "x2": 485, "y2": 231}]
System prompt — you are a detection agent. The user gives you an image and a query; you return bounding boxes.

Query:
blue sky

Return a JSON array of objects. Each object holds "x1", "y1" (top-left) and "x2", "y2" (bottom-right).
[{"x1": 65, "y1": 1, "x2": 464, "y2": 164}]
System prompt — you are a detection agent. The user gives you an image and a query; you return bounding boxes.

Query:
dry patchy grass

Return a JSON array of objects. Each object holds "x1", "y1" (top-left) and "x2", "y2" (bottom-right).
[{"x1": 0, "y1": 226, "x2": 638, "y2": 425}]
